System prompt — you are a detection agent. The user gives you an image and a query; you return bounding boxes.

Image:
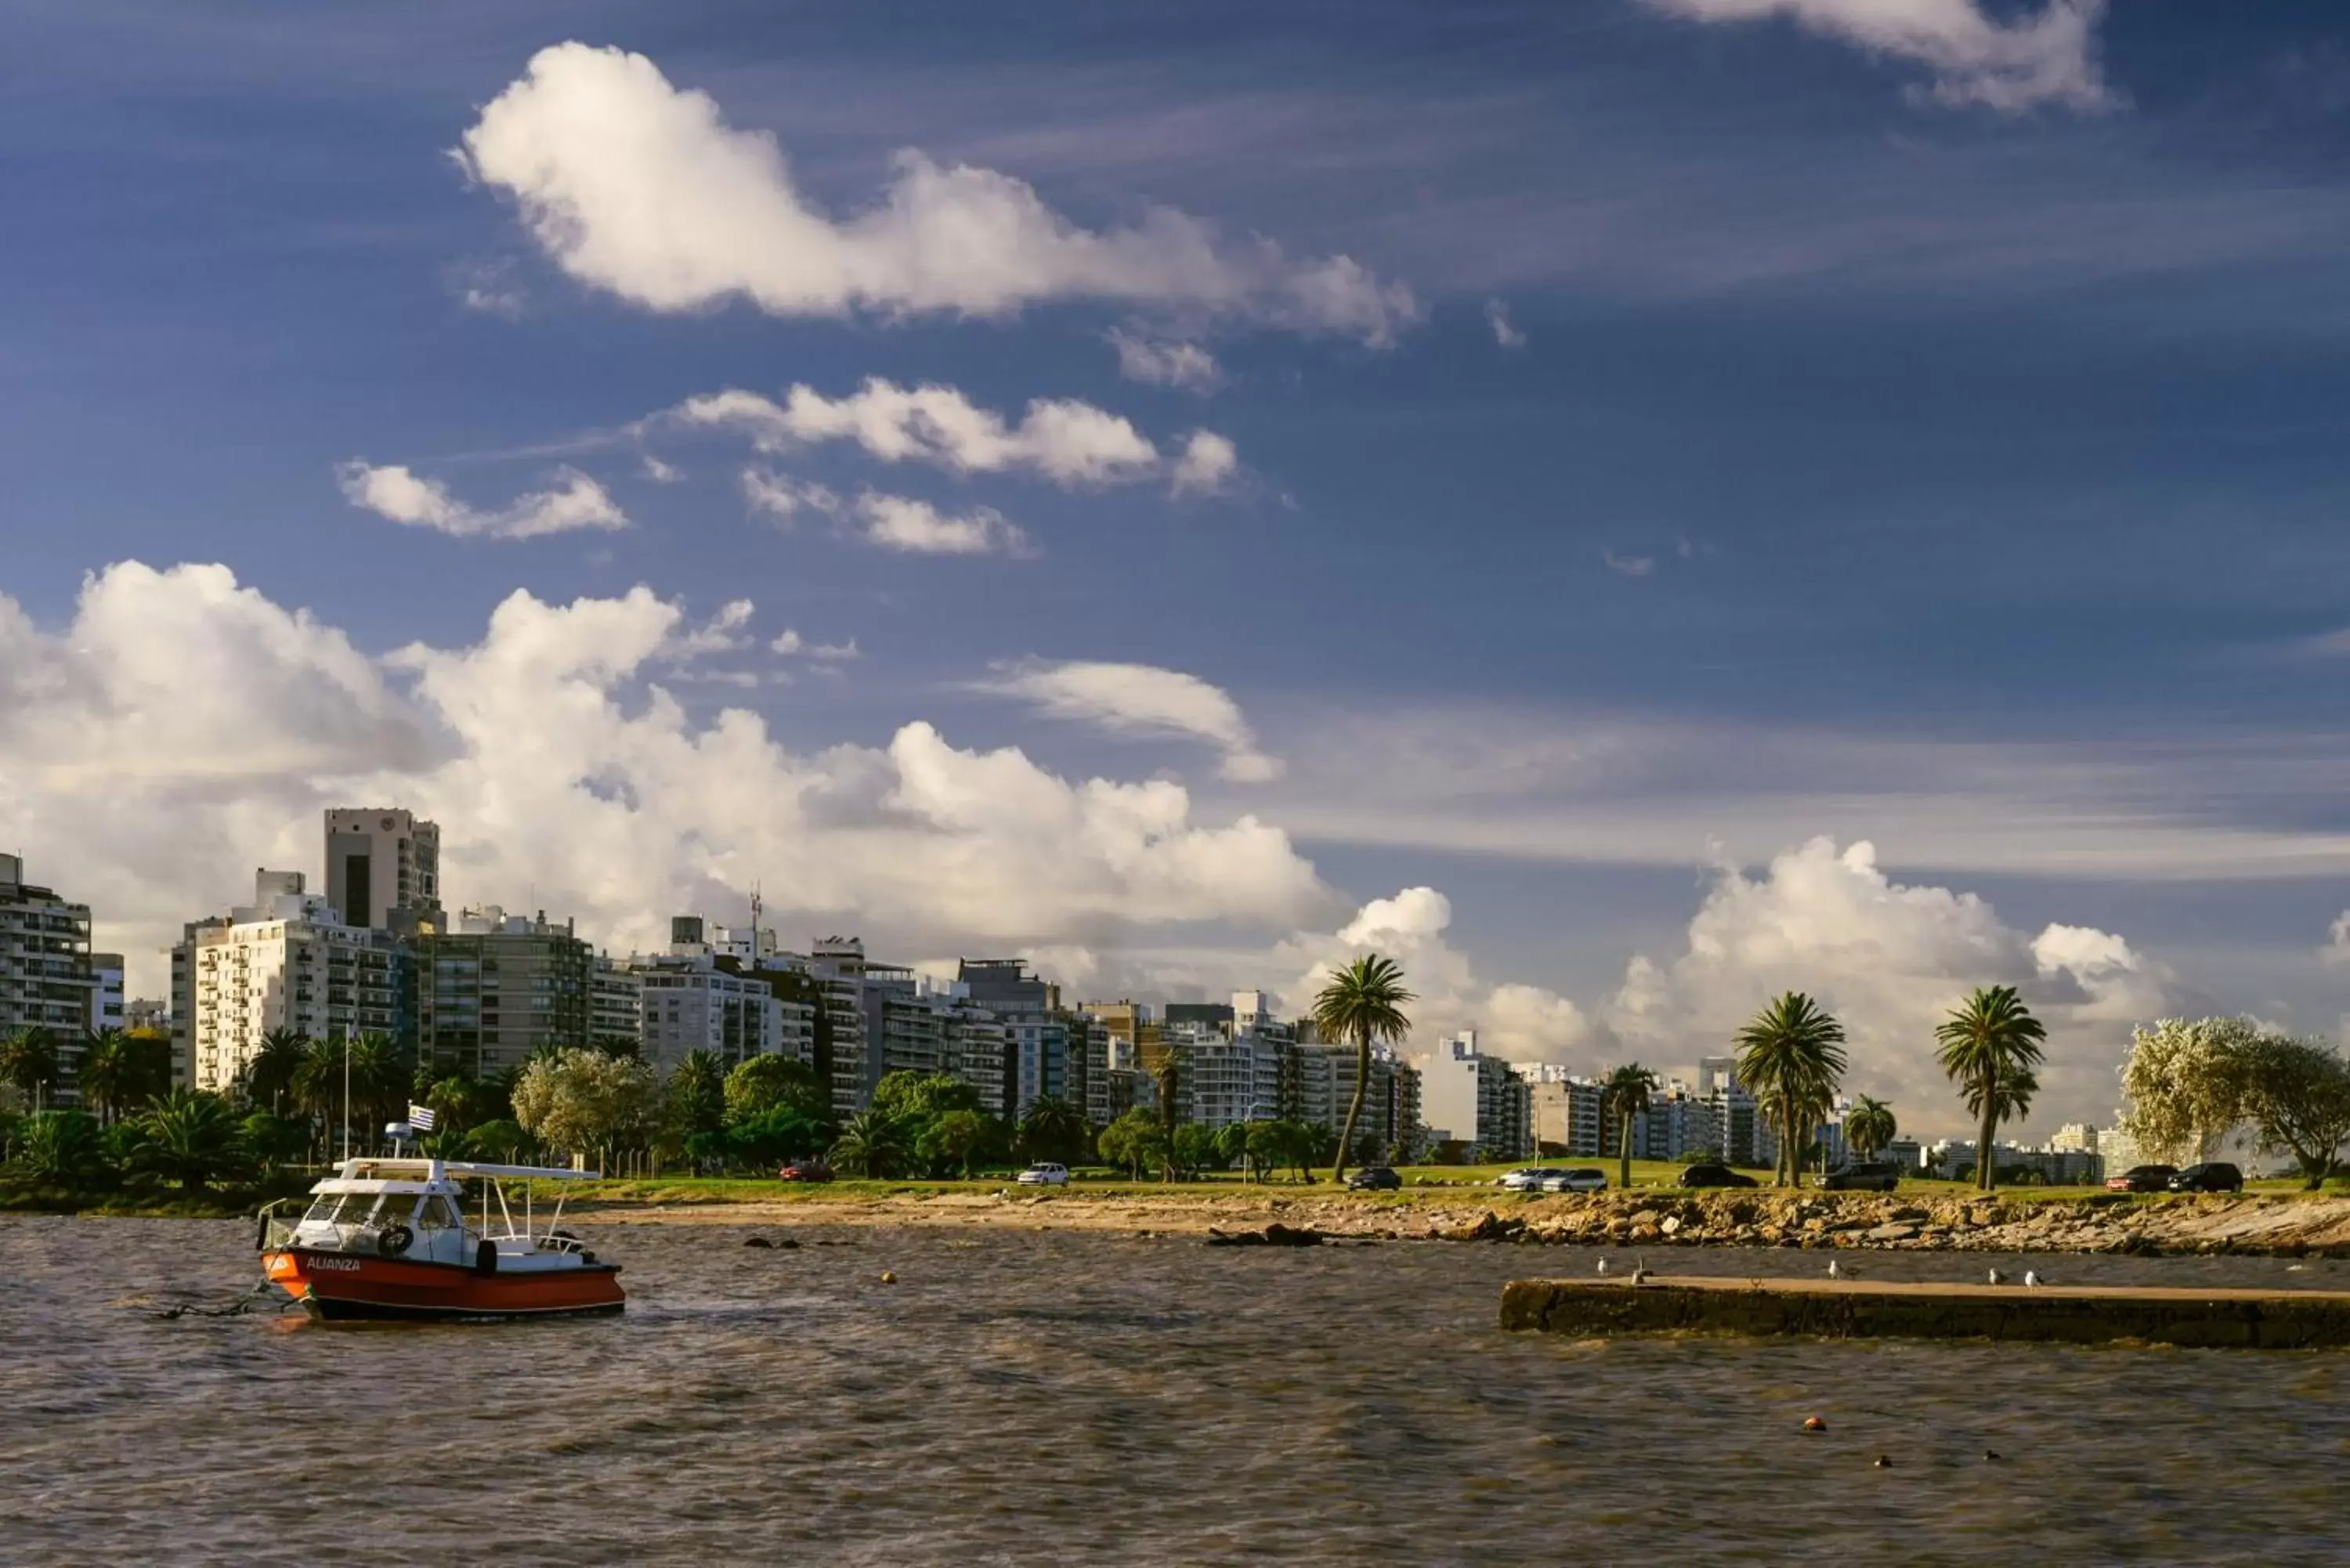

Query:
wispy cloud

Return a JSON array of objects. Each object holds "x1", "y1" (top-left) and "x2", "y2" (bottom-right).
[
  {"x1": 336, "y1": 462, "x2": 626, "y2": 540},
  {"x1": 981, "y1": 658, "x2": 1282, "y2": 782},
  {"x1": 741, "y1": 468, "x2": 1031, "y2": 557},
  {"x1": 1484, "y1": 298, "x2": 1528, "y2": 349}
]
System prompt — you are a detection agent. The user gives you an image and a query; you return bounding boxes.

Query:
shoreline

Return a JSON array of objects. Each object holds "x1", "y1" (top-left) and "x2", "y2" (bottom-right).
[{"x1": 566, "y1": 1186, "x2": 2350, "y2": 1257}]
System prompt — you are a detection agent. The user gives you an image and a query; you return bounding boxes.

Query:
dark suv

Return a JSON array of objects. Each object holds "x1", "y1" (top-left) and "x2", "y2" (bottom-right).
[
  {"x1": 1679, "y1": 1162, "x2": 1759, "y2": 1189},
  {"x1": 1346, "y1": 1166, "x2": 1402, "y2": 1191},
  {"x1": 2167, "y1": 1162, "x2": 2244, "y2": 1194},
  {"x1": 1817, "y1": 1162, "x2": 1900, "y2": 1192}
]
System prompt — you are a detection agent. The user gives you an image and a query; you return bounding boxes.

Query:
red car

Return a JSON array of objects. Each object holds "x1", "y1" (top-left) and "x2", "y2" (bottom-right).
[
  {"x1": 777, "y1": 1162, "x2": 834, "y2": 1183},
  {"x1": 2104, "y1": 1164, "x2": 2175, "y2": 1193}
]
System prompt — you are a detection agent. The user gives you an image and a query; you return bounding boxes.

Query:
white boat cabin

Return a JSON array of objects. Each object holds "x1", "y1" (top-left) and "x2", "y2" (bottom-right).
[{"x1": 267, "y1": 1158, "x2": 603, "y2": 1273}]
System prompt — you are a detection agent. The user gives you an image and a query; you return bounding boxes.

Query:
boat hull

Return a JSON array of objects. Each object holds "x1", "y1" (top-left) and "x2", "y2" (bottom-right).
[{"x1": 262, "y1": 1248, "x2": 625, "y2": 1321}]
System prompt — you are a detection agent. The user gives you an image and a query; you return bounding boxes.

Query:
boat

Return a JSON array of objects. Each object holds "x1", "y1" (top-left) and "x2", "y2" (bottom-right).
[{"x1": 257, "y1": 1158, "x2": 624, "y2": 1321}]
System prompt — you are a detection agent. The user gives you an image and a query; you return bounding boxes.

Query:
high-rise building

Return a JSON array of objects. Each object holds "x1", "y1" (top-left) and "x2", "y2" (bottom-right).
[
  {"x1": 590, "y1": 956, "x2": 643, "y2": 1049},
  {"x1": 88, "y1": 952, "x2": 125, "y2": 1034},
  {"x1": 630, "y1": 952, "x2": 809, "y2": 1071},
  {"x1": 1416, "y1": 1030, "x2": 1533, "y2": 1161},
  {"x1": 1524, "y1": 1074, "x2": 1605, "y2": 1156},
  {"x1": 323, "y1": 808, "x2": 442, "y2": 930},
  {"x1": 411, "y1": 906, "x2": 590, "y2": 1078},
  {"x1": 179, "y1": 869, "x2": 408, "y2": 1094},
  {"x1": 0, "y1": 854, "x2": 96, "y2": 1104}
]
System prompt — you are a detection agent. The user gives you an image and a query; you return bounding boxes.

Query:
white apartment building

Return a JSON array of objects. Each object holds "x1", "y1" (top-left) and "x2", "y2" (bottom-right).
[
  {"x1": 323, "y1": 807, "x2": 441, "y2": 929},
  {"x1": 1520, "y1": 1069, "x2": 1605, "y2": 1155},
  {"x1": 89, "y1": 952, "x2": 125, "y2": 1035},
  {"x1": 0, "y1": 854, "x2": 96, "y2": 1103},
  {"x1": 2051, "y1": 1122, "x2": 2099, "y2": 1154},
  {"x1": 179, "y1": 869, "x2": 403, "y2": 1094},
  {"x1": 590, "y1": 956, "x2": 642, "y2": 1046},
  {"x1": 629, "y1": 952, "x2": 812, "y2": 1072},
  {"x1": 1418, "y1": 1031, "x2": 1534, "y2": 1161}
]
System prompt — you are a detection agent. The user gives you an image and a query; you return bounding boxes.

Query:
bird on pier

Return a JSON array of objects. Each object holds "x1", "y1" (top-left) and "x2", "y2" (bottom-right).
[
  {"x1": 1987, "y1": 1267, "x2": 2005, "y2": 1285},
  {"x1": 1826, "y1": 1259, "x2": 1841, "y2": 1279},
  {"x1": 2023, "y1": 1270, "x2": 2044, "y2": 1288},
  {"x1": 1596, "y1": 1258, "x2": 1610, "y2": 1276}
]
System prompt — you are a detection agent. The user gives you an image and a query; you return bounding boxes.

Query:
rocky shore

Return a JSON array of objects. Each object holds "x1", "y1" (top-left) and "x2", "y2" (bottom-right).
[{"x1": 602, "y1": 1185, "x2": 2350, "y2": 1256}]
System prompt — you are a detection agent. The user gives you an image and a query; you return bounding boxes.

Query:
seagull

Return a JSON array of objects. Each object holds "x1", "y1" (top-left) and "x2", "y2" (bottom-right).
[
  {"x1": 1826, "y1": 1259, "x2": 1841, "y2": 1279},
  {"x1": 1987, "y1": 1267, "x2": 2005, "y2": 1285},
  {"x1": 1596, "y1": 1257, "x2": 1610, "y2": 1276},
  {"x1": 2023, "y1": 1270, "x2": 2044, "y2": 1288}
]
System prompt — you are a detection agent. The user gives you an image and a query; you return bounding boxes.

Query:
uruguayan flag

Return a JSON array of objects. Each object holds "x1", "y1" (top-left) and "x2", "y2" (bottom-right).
[{"x1": 407, "y1": 1104, "x2": 438, "y2": 1132}]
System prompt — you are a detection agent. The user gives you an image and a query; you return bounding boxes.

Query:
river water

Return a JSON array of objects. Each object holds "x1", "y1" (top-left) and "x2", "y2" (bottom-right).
[{"x1": 5, "y1": 1216, "x2": 2350, "y2": 1565}]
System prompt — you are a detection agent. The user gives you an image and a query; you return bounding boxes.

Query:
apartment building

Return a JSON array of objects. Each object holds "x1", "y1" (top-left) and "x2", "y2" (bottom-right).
[
  {"x1": 323, "y1": 807, "x2": 442, "y2": 930},
  {"x1": 411, "y1": 906, "x2": 591, "y2": 1078},
  {"x1": 590, "y1": 956, "x2": 643, "y2": 1046},
  {"x1": 0, "y1": 854, "x2": 96, "y2": 1102},
  {"x1": 1418, "y1": 1031, "x2": 1533, "y2": 1161},
  {"x1": 178, "y1": 869, "x2": 407, "y2": 1093},
  {"x1": 631, "y1": 952, "x2": 808, "y2": 1071}
]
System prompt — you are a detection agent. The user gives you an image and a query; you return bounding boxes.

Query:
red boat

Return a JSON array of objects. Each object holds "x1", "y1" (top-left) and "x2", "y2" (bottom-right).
[{"x1": 258, "y1": 1158, "x2": 624, "y2": 1321}]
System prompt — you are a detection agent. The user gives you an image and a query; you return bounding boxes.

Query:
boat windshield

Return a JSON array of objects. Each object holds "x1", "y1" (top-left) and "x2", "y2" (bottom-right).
[{"x1": 302, "y1": 1191, "x2": 421, "y2": 1226}]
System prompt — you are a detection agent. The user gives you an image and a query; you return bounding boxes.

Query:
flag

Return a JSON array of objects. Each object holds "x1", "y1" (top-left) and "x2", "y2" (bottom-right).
[{"x1": 407, "y1": 1104, "x2": 437, "y2": 1132}]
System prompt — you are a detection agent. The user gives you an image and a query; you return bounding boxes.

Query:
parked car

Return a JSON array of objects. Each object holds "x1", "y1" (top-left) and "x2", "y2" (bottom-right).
[
  {"x1": 2104, "y1": 1164, "x2": 2178, "y2": 1193},
  {"x1": 1498, "y1": 1167, "x2": 1561, "y2": 1191},
  {"x1": 1346, "y1": 1166, "x2": 1403, "y2": 1191},
  {"x1": 1679, "y1": 1162, "x2": 1759, "y2": 1189},
  {"x1": 1016, "y1": 1162, "x2": 1072, "y2": 1187},
  {"x1": 1817, "y1": 1162, "x2": 1901, "y2": 1192},
  {"x1": 2167, "y1": 1162, "x2": 2244, "y2": 1194},
  {"x1": 777, "y1": 1161, "x2": 833, "y2": 1183},
  {"x1": 1539, "y1": 1168, "x2": 1608, "y2": 1194}
]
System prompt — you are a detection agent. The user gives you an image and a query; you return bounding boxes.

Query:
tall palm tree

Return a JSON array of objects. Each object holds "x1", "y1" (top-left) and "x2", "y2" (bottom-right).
[
  {"x1": 1311, "y1": 954, "x2": 1415, "y2": 1183},
  {"x1": 1843, "y1": 1096, "x2": 1897, "y2": 1163},
  {"x1": 1018, "y1": 1093, "x2": 1090, "y2": 1165},
  {"x1": 74, "y1": 1029, "x2": 132, "y2": 1125},
  {"x1": 130, "y1": 1090, "x2": 255, "y2": 1195},
  {"x1": 1934, "y1": 985, "x2": 2047, "y2": 1193},
  {"x1": 0, "y1": 1027, "x2": 62, "y2": 1108},
  {"x1": 241, "y1": 1028, "x2": 309, "y2": 1114},
  {"x1": 1602, "y1": 1064, "x2": 1659, "y2": 1190},
  {"x1": 1734, "y1": 993, "x2": 1848, "y2": 1187}
]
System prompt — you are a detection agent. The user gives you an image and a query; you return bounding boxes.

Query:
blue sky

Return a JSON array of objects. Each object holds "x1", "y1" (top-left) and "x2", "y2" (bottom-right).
[{"x1": 5, "y1": 0, "x2": 2348, "y2": 1131}]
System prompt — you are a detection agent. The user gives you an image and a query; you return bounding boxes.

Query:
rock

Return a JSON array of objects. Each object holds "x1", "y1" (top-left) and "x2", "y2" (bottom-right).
[
  {"x1": 879, "y1": 1270, "x2": 897, "y2": 1284},
  {"x1": 1206, "y1": 1222, "x2": 1326, "y2": 1248},
  {"x1": 743, "y1": 1237, "x2": 774, "y2": 1249},
  {"x1": 1803, "y1": 1415, "x2": 1827, "y2": 1432},
  {"x1": 1661, "y1": 1216, "x2": 1681, "y2": 1236},
  {"x1": 1866, "y1": 1223, "x2": 1918, "y2": 1241}
]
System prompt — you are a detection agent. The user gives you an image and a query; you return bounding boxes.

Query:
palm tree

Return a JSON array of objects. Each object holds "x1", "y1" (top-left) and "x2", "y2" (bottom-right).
[
  {"x1": 241, "y1": 1028, "x2": 309, "y2": 1114},
  {"x1": 74, "y1": 1029, "x2": 132, "y2": 1125},
  {"x1": 1934, "y1": 985, "x2": 2047, "y2": 1193},
  {"x1": 1019, "y1": 1094, "x2": 1089, "y2": 1165},
  {"x1": 129, "y1": 1089, "x2": 255, "y2": 1195},
  {"x1": 830, "y1": 1110, "x2": 913, "y2": 1179},
  {"x1": 1311, "y1": 954, "x2": 1415, "y2": 1183},
  {"x1": 0, "y1": 1027, "x2": 62, "y2": 1108},
  {"x1": 1844, "y1": 1096, "x2": 1897, "y2": 1163},
  {"x1": 1601, "y1": 1064, "x2": 1659, "y2": 1190},
  {"x1": 1734, "y1": 992, "x2": 1848, "y2": 1187}
]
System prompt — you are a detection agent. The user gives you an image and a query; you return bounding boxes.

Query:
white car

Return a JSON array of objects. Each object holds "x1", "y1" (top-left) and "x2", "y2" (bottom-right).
[
  {"x1": 1016, "y1": 1162, "x2": 1071, "y2": 1186},
  {"x1": 1498, "y1": 1167, "x2": 1559, "y2": 1191},
  {"x1": 1539, "y1": 1168, "x2": 1608, "y2": 1194}
]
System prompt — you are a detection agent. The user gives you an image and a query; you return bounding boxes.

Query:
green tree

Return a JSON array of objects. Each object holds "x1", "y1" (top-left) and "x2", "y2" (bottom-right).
[
  {"x1": 918, "y1": 1108, "x2": 991, "y2": 1178},
  {"x1": 1311, "y1": 954, "x2": 1416, "y2": 1183},
  {"x1": 242, "y1": 1109, "x2": 310, "y2": 1169},
  {"x1": 1734, "y1": 992, "x2": 1848, "y2": 1187},
  {"x1": 129, "y1": 1090, "x2": 255, "y2": 1194},
  {"x1": 724, "y1": 1054, "x2": 829, "y2": 1125},
  {"x1": 873, "y1": 1071, "x2": 985, "y2": 1126},
  {"x1": 2238, "y1": 1034, "x2": 2350, "y2": 1188},
  {"x1": 1935, "y1": 985, "x2": 2048, "y2": 1193},
  {"x1": 1098, "y1": 1108, "x2": 1167, "y2": 1180},
  {"x1": 461, "y1": 1118, "x2": 533, "y2": 1162},
  {"x1": 1601, "y1": 1064, "x2": 1658, "y2": 1190},
  {"x1": 1212, "y1": 1120, "x2": 1250, "y2": 1175},
  {"x1": 511, "y1": 1049, "x2": 659, "y2": 1173},
  {"x1": 728, "y1": 1104, "x2": 828, "y2": 1165},
  {"x1": 75, "y1": 1030, "x2": 135, "y2": 1125},
  {"x1": 1, "y1": 1028, "x2": 63, "y2": 1107},
  {"x1": 2117, "y1": 1017, "x2": 2259, "y2": 1165},
  {"x1": 1844, "y1": 1095, "x2": 1897, "y2": 1163},
  {"x1": 1018, "y1": 1094, "x2": 1090, "y2": 1165},
  {"x1": 1170, "y1": 1121, "x2": 1219, "y2": 1179},
  {"x1": 664, "y1": 1050, "x2": 730, "y2": 1161},
  {"x1": 5, "y1": 1108, "x2": 111, "y2": 1187},
  {"x1": 241, "y1": 1028, "x2": 309, "y2": 1114},
  {"x1": 831, "y1": 1110, "x2": 914, "y2": 1179}
]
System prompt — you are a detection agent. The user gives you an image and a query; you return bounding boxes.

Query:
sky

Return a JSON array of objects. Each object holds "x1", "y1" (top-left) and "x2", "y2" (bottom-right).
[{"x1": 5, "y1": 0, "x2": 2349, "y2": 1136}]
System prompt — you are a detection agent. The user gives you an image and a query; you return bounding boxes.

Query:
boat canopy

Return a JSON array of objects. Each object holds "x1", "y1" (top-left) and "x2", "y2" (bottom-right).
[{"x1": 327, "y1": 1158, "x2": 605, "y2": 1183}]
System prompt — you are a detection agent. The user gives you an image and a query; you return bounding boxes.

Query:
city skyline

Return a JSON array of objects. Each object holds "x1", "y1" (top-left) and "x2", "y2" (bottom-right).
[{"x1": 6, "y1": 2, "x2": 2349, "y2": 1136}]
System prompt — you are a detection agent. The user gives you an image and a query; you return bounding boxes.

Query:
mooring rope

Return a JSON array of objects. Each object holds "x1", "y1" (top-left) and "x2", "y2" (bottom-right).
[{"x1": 153, "y1": 1279, "x2": 291, "y2": 1320}]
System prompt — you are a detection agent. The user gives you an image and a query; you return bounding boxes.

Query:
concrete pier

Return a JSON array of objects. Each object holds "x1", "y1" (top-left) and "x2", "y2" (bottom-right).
[{"x1": 1500, "y1": 1274, "x2": 2350, "y2": 1349}]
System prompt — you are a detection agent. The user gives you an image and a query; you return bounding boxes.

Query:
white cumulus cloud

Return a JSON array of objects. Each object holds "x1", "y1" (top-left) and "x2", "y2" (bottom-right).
[
  {"x1": 1170, "y1": 432, "x2": 1240, "y2": 497},
  {"x1": 457, "y1": 42, "x2": 1417, "y2": 342},
  {"x1": 1484, "y1": 298, "x2": 1528, "y2": 349},
  {"x1": 770, "y1": 628, "x2": 861, "y2": 662},
  {"x1": 678, "y1": 378, "x2": 1216, "y2": 490},
  {"x1": 1607, "y1": 836, "x2": 2166, "y2": 1133},
  {"x1": 336, "y1": 462, "x2": 627, "y2": 540},
  {"x1": 1640, "y1": 0, "x2": 2113, "y2": 114},
  {"x1": 982, "y1": 659, "x2": 1282, "y2": 783},
  {"x1": 0, "y1": 563, "x2": 1329, "y2": 995},
  {"x1": 740, "y1": 469, "x2": 1027, "y2": 557}
]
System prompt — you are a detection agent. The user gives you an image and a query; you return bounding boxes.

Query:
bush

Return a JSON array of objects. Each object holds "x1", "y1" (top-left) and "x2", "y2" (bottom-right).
[{"x1": 6, "y1": 1110, "x2": 114, "y2": 1187}]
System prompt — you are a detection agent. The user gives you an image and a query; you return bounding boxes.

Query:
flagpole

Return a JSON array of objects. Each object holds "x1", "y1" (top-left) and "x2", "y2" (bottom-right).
[{"x1": 341, "y1": 1024, "x2": 351, "y2": 1164}]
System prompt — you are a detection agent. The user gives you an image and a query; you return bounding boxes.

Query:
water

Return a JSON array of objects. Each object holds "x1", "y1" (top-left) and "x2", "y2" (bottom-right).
[{"x1": 5, "y1": 1216, "x2": 2350, "y2": 1565}]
